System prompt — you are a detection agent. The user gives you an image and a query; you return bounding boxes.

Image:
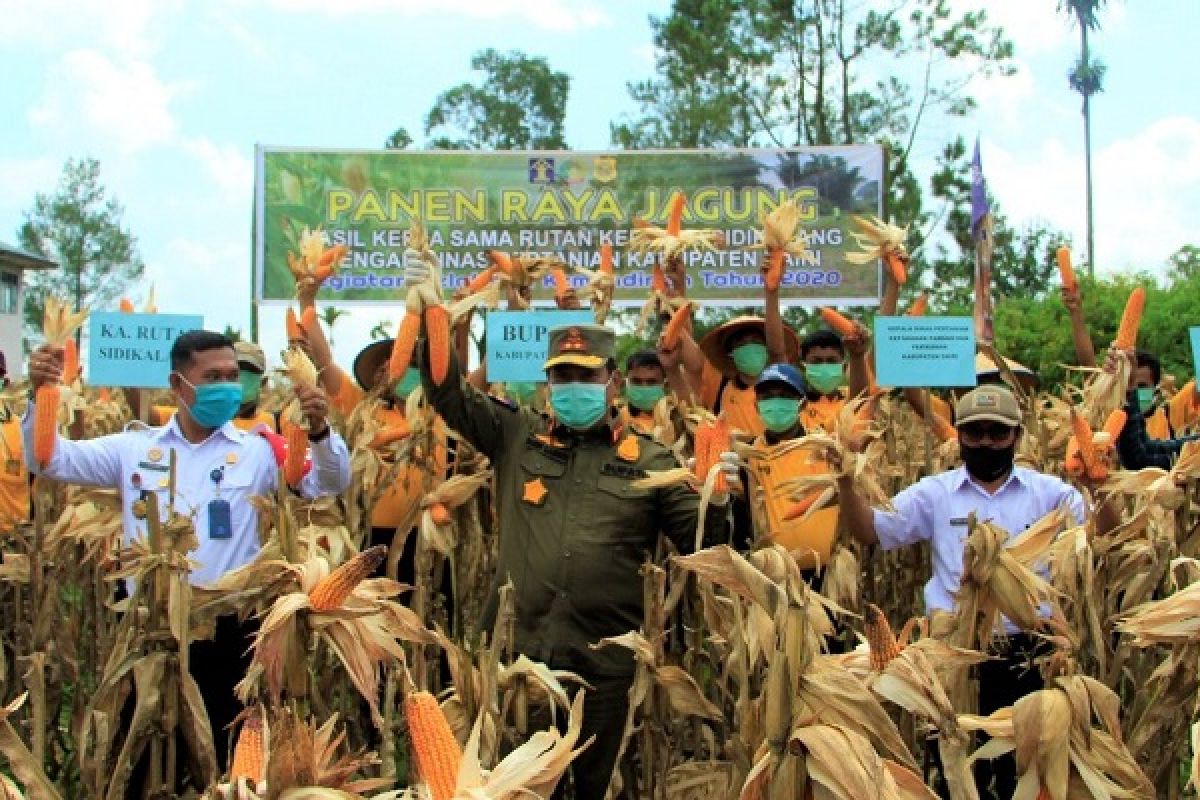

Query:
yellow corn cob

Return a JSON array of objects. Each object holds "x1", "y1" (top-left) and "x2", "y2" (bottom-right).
[
  {"x1": 1113, "y1": 286, "x2": 1145, "y2": 350},
  {"x1": 283, "y1": 425, "x2": 308, "y2": 487},
  {"x1": 865, "y1": 603, "x2": 904, "y2": 671},
  {"x1": 429, "y1": 502, "x2": 452, "y2": 526},
  {"x1": 693, "y1": 419, "x2": 730, "y2": 493},
  {"x1": 230, "y1": 710, "x2": 265, "y2": 784},
  {"x1": 405, "y1": 690, "x2": 462, "y2": 800},
  {"x1": 33, "y1": 384, "x2": 59, "y2": 467},
  {"x1": 1070, "y1": 410, "x2": 1098, "y2": 476},
  {"x1": 389, "y1": 314, "x2": 422, "y2": 382},
  {"x1": 308, "y1": 545, "x2": 387, "y2": 611}
]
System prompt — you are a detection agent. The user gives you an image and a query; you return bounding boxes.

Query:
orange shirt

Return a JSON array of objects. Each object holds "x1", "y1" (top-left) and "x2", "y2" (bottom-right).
[
  {"x1": 699, "y1": 361, "x2": 763, "y2": 439},
  {"x1": 1145, "y1": 406, "x2": 1172, "y2": 440},
  {"x1": 330, "y1": 367, "x2": 448, "y2": 529}
]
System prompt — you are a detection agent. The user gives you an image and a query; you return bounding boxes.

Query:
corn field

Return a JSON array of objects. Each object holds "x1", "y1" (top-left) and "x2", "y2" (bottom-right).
[{"x1": 3, "y1": 232, "x2": 1199, "y2": 799}]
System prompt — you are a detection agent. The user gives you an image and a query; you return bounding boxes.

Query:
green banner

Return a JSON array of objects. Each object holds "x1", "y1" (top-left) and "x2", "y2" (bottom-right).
[{"x1": 254, "y1": 147, "x2": 884, "y2": 306}]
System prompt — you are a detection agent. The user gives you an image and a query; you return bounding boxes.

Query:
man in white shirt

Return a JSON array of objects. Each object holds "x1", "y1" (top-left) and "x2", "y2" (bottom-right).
[
  {"x1": 837, "y1": 384, "x2": 1119, "y2": 796},
  {"x1": 24, "y1": 329, "x2": 351, "y2": 773}
]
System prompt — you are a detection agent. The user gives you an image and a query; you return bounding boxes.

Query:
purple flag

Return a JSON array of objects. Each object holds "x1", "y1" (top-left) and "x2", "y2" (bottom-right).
[{"x1": 970, "y1": 137, "x2": 990, "y2": 238}]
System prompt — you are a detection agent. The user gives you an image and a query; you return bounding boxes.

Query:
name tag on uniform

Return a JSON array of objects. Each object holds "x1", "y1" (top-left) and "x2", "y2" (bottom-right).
[
  {"x1": 137, "y1": 461, "x2": 171, "y2": 472},
  {"x1": 208, "y1": 498, "x2": 233, "y2": 539},
  {"x1": 949, "y1": 517, "x2": 969, "y2": 526}
]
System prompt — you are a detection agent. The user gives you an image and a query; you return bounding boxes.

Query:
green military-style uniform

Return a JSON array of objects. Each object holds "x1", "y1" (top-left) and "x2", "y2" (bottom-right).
[
  {"x1": 421, "y1": 323, "x2": 727, "y2": 676},
  {"x1": 419, "y1": 322, "x2": 729, "y2": 800}
]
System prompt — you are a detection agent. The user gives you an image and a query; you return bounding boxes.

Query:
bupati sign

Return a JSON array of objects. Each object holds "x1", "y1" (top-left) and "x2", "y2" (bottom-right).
[{"x1": 255, "y1": 147, "x2": 884, "y2": 306}]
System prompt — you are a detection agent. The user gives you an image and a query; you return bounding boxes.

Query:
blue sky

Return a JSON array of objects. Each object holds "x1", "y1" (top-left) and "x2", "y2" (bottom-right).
[{"x1": 1, "y1": 0, "x2": 1197, "y2": 369}]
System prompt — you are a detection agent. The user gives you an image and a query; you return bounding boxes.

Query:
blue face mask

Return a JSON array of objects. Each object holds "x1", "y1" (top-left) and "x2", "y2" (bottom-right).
[
  {"x1": 394, "y1": 367, "x2": 421, "y2": 400},
  {"x1": 179, "y1": 376, "x2": 243, "y2": 429},
  {"x1": 1136, "y1": 386, "x2": 1156, "y2": 414},
  {"x1": 757, "y1": 397, "x2": 802, "y2": 433},
  {"x1": 550, "y1": 381, "x2": 610, "y2": 429}
]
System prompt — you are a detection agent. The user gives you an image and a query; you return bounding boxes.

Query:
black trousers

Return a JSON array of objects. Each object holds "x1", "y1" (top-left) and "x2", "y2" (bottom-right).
[
  {"x1": 929, "y1": 633, "x2": 1047, "y2": 799},
  {"x1": 526, "y1": 674, "x2": 632, "y2": 800}
]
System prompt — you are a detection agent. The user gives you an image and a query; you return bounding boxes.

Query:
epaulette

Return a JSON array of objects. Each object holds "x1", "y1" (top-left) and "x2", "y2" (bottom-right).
[{"x1": 487, "y1": 394, "x2": 519, "y2": 412}]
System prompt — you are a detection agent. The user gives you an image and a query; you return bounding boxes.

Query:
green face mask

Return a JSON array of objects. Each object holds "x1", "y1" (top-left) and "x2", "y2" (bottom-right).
[
  {"x1": 757, "y1": 397, "x2": 801, "y2": 433},
  {"x1": 1136, "y1": 386, "x2": 1156, "y2": 414},
  {"x1": 731, "y1": 343, "x2": 768, "y2": 377},
  {"x1": 238, "y1": 371, "x2": 262, "y2": 405},
  {"x1": 805, "y1": 363, "x2": 844, "y2": 394},
  {"x1": 505, "y1": 381, "x2": 540, "y2": 405},
  {"x1": 626, "y1": 384, "x2": 665, "y2": 412},
  {"x1": 394, "y1": 367, "x2": 421, "y2": 400}
]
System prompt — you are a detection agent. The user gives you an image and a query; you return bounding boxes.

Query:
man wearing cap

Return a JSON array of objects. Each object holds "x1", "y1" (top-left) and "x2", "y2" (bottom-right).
[
  {"x1": 302, "y1": 312, "x2": 448, "y2": 579},
  {"x1": 414, "y1": 309, "x2": 735, "y2": 798},
  {"x1": 837, "y1": 383, "x2": 1118, "y2": 795},
  {"x1": 736, "y1": 363, "x2": 839, "y2": 570}
]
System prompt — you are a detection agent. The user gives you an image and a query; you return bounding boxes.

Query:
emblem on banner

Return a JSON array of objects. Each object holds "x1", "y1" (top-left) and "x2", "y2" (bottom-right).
[
  {"x1": 592, "y1": 157, "x2": 617, "y2": 184},
  {"x1": 528, "y1": 157, "x2": 555, "y2": 185}
]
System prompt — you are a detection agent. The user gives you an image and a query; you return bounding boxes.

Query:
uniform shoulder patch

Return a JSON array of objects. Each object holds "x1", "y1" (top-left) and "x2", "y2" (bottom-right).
[{"x1": 616, "y1": 434, "x2": 640, "y2": 463}]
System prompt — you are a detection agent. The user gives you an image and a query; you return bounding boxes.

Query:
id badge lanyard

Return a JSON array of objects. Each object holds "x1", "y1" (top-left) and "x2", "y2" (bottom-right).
[{"x1": 207, "y1": 465, "x2": 233, "y2": 540}]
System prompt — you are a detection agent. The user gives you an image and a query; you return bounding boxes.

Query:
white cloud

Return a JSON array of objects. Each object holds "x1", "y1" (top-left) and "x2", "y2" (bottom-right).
[
  {"x1": 986, "y1": 115, "x2": 1200, "y2": 275},
  {"x1": 263, "y1": 0, "x2": 610, "y2": 32},
  {"x1": 181, "y1": 138, "x2": 255, "y2": 197},
  {"x1": 29, "y1": 50, "x2": 185, "y2": 153},
  {"x1": 0, "y1": 157, "x2": 60, "y2": 230},
  {"x1": 151, "y1": 238, "x2": 251, "y2": 333},
  {"x1": 0, "y1": 0, "x2": 172, "y2": 58}
]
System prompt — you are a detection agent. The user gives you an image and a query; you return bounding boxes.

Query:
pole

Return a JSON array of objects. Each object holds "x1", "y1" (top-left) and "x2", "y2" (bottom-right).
[{"x1": 1081, "y1": 23, "x2": 1096, "y2": 278}]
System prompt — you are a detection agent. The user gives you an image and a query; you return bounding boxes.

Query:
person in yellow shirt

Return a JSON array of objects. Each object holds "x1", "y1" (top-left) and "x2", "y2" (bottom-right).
[
  {"x1": 0, "y1": 396, "x2": 29, "y2": 528},
  {"x1": 732, "y1": 363, "x2": 839, "y2": 572},
  {"x1": 797, "y1": 328, "x2": 872, "y2": 433}
]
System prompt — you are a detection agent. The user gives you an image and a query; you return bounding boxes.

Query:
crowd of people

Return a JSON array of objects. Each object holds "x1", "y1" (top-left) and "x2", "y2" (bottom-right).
[{"x1": 8, "y1": 242, "x2": 1197, "y2": 798}]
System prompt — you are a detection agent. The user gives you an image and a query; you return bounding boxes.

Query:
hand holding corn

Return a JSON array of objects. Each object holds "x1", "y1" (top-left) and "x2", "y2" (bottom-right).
[
  {"x1": 293, "y1": 382, "x2": 330, "y2": 437},
  {"x1": 403, "y1": 247, "x2": 432, "y2": 287},
  {"x1": 842, "y1": 322, "x2": 871, "y2": 358},
  {"x1": 687, "y1": 451, "x2": 742, "y2": 505},
  {"x1": 27, "y1": 343, "x2": 65, "y2": 390}
]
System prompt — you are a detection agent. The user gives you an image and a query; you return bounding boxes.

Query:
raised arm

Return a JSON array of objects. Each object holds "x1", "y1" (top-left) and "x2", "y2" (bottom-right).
[
  {"x1": 764, "y1": 283, "x2": 787, "y2": 365},
  {"x1": 1061, "y1": 285, "x2": 1097, "y2": 368}
]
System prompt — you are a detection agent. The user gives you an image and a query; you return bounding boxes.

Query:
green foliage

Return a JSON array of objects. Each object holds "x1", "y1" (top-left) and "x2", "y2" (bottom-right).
[
  {"x1": 424, "y1": 49, "x2": 570, "y2": 150},
  {"x1": 17, "y1": 157, "x2": 144, "y2": 337}
]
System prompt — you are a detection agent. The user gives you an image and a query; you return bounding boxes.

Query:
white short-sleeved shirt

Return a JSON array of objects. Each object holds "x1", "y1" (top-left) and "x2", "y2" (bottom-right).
[
  {"x1": 873, "y1": 466, "x2": 1084, "y2": 615},
  {"x1": 24, "y1": 414, "x2": 350, "y2": 585}
]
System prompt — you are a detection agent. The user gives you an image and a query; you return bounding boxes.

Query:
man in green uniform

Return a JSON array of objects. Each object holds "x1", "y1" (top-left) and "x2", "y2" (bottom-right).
[{"x1": 417, "y1": 321, "x2": 734, "y2": 799}]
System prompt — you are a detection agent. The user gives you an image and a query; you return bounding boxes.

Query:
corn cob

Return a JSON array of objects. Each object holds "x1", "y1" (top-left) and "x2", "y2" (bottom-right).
[
  {"x1": 62, "y1": 338, "x2": 80, "y2": 384},
  {"x1": 370, "y1": 420, "x2": 411, "y2": 448},
  {"x1": 313, "y1": 243, "x2": 347, "y2": 282},
  {"x1": 651, "y1": 263, "x2": 668, "y2": 294},
  {"x1": 230, "y1": 710, "x2": 265, "y2": 784},
  {"x1": 783, "y1": 489, "x2": 823, "y2": 521},
  {"x1": 932, "y1": 412, "x2": 958, "y2": 443},
  {"x1": 33, "y1": 384, "x2": 59, "y2": 467},
  {"x1": 285, "y1": 307, "x2": 302, "y2": 342},
  {"x1": 661, "y1": 302, "x2": 692, "y2": 351},
  {"x1": 424, "y1": 305, "x2": 452, "y2": 387},
  {"x1": 1113, "y1": 287, "x2": 1145, "y2": 350},
  {"x1": 1056, "y1": 246, "x2": 1077, "y2": 292},
  {"x1": 299, "y1": 305, "x2": 318, "y2": 334},
  {"x1": 865, "y1": 603, "x2": 904, "y2": 671},
  {"x1": 693, "y1": 418, "x2": 730, "y2": 493},
  {"x1": 405, "y1": 689, "x2": 462, "y2": 800},
  {"x1": 550, "y1": 268, "x2": 570, "y2": 301},
  {"x1": 429, "y1": 502, "x2": 451, "y2": 526},
  {"x1": 885, "y1": 251, "x2": 907, "y2": 285},
  {"x1": 763, "y1": 248, "x2": 785, "y2": 292},
  {"x1": 1070, "y1": 410, "x2": 1098, "y2": 477},
  {"x1": 665, "y1": 191, "x2": 686, "y2": 237},
  {"x1": 819, "y1": 307, "x2": 858, "y2": 337},
  {"x1": 1101, "y1": 409, "x2": 1127, "y2": 441},
  {"x1": 465, "y1": 265, "x2": 499, "y2": 295},
  {"x1": 283, "y1": 426, "x2": 308, "y2": 486},
  {"x1": 599, "y1": 242, "x2": 613, "y2": 275},
  {"x1": 905, "y1": 293, "x2": 928, "y2": 317},
  {"x1": 389, "y1": 314, "x2": 422, "y2": 382},
  {"x1": 308, "y1": 545, "x2": 388, "y2": 611},
  {"x1": 119, "y1": 297, "x2": 134, "y2": 313},
  {"x1": 488, "y1": 250, "x2": 515, "y2": 277}
]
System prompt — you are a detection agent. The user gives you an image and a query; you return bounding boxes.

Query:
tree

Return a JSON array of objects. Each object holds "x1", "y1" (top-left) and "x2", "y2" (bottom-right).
[
  {"x1": 320, "y1": 305, "x2": 348, "y2": 347},
  {"x1": 1166, "y1": 244, "x2": 1200, "y2": 284},
  {"x1": 17, "y1": 157, "x2": 144, "y2": 336},
  {"x1": 424, "y1": 49, "x2": 570, "y2": 150},
  {"x1": 1058, "y1": 0, "x2": 1108, "y2": 277},
  {"x1": 384, "y1": 127, "x2": 413, "y2": 150},
  {"x1": 611, "y1": 0, "x2": 1015, "y2": 309}
]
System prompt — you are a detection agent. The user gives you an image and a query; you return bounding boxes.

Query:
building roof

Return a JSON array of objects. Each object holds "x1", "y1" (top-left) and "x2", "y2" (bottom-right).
[{"x1": 0, "y1": 242, "x2": 58, "y2": 271}]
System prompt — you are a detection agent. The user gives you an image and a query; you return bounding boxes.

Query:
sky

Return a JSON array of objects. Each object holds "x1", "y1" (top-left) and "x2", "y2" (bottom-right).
[{"x1": 1, "y1": 0, "x2": 1197, "y2": 371}]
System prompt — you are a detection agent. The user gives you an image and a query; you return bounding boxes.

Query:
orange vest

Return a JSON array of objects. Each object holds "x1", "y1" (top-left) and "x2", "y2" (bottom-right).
[
  {"x1": 332, "y1": 368, "x2": 448, "y2": 529},
  {"x1": 1169, "y1": 381, "x2": 1200, "y2": 435},
  {"x1": 700, "y1": 362, "x2": 764, "y2": 438},
  {"x1": 745, "y1": 436, "x2": 839, "y2": 570},
  {"x1": 801, "y1": 392, "x2": 847, "y2": 434},
  {"x1": 1145, "y1": 406, "x2": 1172, "y2": 441},
  {"x1": 0, "y1": 413, "x2": 29, "y2": 526}
]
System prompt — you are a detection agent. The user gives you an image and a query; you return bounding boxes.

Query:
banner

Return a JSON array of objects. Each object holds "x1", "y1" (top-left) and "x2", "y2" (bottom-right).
[
  {"x1": 255, "y1": 147, "x2": 884, "y2": 307},
  {"x1": 88, "y1": 312, "x2": 205, "y2": 388}
]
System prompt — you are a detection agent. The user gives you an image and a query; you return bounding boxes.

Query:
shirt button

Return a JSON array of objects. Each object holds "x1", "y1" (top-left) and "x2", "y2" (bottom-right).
[
  {"x1": 559, "y1": 591, "x2": 568, "y2": 599},
  {"x1": 563, "y1": 550, "x2": 571, "y2": 558}
]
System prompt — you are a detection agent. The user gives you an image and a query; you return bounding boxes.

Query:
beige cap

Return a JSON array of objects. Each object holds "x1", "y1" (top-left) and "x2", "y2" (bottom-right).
[
  {"x1": 955, "y1": 385, "x2": 1021, "y2": 427},
  {"x1": 234, "y1": 340, "x2": 266, "y2": 373}
]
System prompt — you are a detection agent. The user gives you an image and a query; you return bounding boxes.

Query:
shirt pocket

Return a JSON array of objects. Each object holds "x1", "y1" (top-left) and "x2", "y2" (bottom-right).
[
  {"x1": 517, "y1": 450, "x2": 566, "y2": 510},
  {"x1": 587, "y1": 474, "x2": 654, "y2": 546}
]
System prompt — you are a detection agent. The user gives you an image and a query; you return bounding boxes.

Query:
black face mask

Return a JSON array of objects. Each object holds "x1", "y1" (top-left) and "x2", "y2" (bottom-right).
[{"x1": 960, "y1": 443, "x2": 1015, "y2": 482}]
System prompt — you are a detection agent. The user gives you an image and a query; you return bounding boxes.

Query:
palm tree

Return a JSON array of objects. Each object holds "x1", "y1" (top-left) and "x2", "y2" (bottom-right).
[{"x1": 1059, "y1": 0, "x2": 1107, "y2": 278}]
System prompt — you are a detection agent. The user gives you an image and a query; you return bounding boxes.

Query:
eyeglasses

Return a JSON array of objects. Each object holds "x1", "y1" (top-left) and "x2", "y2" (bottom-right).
[{"x1": 957, "y1": 422, "x2": 1016, "y2": 445}]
